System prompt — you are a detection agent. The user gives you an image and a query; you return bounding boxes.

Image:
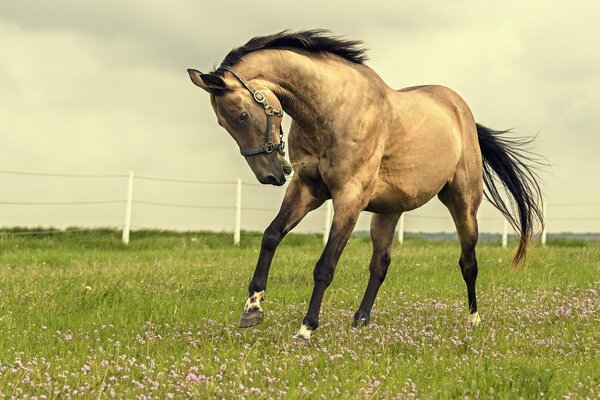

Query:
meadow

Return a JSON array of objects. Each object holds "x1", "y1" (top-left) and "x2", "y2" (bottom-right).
[{"x1": 0, "y1": 229, "x2": 598, "y2": 399}]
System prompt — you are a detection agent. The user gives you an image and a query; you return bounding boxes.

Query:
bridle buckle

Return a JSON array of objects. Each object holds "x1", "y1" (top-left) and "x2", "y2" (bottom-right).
[
  {"x1": 253, "y1": 91, "x2": 266, "y2": 104},
  {"x1": 264, "y1": 142, "x2": 275, "y2": 153}
]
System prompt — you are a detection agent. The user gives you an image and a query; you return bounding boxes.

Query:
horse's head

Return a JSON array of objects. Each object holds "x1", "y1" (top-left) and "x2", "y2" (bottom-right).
[{"x1": 187, "y1": 68, "x2": 289, "y2": 186}]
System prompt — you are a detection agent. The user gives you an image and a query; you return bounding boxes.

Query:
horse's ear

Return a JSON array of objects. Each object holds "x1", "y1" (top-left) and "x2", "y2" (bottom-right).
[{"x1": 187, "y1": 69, "x2": 227, "y2": 94}]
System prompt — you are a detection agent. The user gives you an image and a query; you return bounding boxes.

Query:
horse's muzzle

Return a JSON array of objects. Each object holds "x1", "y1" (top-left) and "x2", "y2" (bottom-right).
[{"x1": 261, "y1": 174, "x2": 286, "y2": 186}]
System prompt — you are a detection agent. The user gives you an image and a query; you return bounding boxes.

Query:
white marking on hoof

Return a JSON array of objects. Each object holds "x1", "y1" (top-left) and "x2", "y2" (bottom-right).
[
  {"x1": 292, "y1": 324, "x2": 312, "y2": 341},
  {"x1": 243, "y1": 291, "x2": 264, "y2": 313},
  {"x1": 469, "y1": 311, "x2": 481, "y2": 326}
]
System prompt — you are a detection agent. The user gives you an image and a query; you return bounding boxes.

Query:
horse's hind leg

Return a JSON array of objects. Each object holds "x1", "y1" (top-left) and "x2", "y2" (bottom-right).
[
  {"x1": 353, "y1": 212, "x2": 401, "y2": 327},
  {"x1": 438, "y1": 182, "x2": 483, "y2": 326}
]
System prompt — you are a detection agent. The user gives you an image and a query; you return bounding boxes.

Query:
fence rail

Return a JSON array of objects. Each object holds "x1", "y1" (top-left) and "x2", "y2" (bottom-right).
[{"x1": 1, "y1": 169, "x2": 598, "y2": 246}]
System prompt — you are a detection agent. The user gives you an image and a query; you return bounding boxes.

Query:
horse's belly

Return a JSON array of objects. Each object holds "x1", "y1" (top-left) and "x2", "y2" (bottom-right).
[
  {"x1": 366, "y1": 149, "x2": 459, "y2": 213},
  {"x1": 366, "y1": 179, "x2": 446, "y2": 213}
]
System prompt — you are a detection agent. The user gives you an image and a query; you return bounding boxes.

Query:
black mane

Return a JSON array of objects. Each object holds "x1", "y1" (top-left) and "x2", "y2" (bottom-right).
[{"x1": 213, "y1": 30, "x2": 367, "y2": 75}]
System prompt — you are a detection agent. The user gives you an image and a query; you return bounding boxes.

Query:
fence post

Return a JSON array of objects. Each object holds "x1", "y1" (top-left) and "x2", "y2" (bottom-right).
[
  {"x1": 122, "y1": 170, "x2": 134, "y2": 245},
  {"x1": 397, "y1": 213, "x2": 405, "y2": 246},
  {"x1": 234, "y1": 178, "x2": 242, "y2": 245},
  {"x1": 541, "y1": 201, "x2": 548, "y2": 247},
  {"x1": 502, "y1": 218, "x2": 508, "y2": 248},
  {"x1": 323, "y1": 200, "x2": 333, "y2": 245}
]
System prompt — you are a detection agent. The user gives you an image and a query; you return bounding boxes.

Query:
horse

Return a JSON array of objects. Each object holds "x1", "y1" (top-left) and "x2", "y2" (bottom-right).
[{"x1": 187, "y1": 30, "x2": 543, "y2": 341}]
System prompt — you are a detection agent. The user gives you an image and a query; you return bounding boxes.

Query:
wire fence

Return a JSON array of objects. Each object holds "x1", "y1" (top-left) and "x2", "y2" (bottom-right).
[{"x1": 1, "y1": 169, "x2": 599, "y2": 245}]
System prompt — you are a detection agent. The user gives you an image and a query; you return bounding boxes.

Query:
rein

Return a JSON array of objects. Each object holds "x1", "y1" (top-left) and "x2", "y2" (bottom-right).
[{"x1": 220, "y1": 67, "x2": 286, "y2": 156}]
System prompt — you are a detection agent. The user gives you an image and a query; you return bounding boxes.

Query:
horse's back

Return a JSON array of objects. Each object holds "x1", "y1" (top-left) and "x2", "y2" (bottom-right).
[
  {"x1": 397, "y1": 84, "x2": 475, "y2": 122},
  {"x1": 396, "y1": 85, "x2": 430, "y2": 93}
]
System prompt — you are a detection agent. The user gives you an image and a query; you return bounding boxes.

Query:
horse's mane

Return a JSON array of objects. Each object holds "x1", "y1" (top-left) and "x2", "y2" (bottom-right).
[{"x1": 213, "y1": 30, "x2": 367, "y2": 75}]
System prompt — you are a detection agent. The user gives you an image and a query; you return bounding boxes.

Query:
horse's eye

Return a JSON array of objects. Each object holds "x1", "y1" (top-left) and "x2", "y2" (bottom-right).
[{"x1": 239, "y1": 111, "x2": 249, "y2": 123}]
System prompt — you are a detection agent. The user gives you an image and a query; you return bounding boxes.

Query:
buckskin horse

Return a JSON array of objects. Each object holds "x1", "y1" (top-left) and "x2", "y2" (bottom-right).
[{"x1": 187, "y1": 30, "x2": 543, "y2": 341}]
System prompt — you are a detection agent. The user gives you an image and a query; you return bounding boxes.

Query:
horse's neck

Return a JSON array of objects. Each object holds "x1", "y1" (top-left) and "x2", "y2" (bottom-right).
[{"x1": 238, "y1": 50, "x2": 365, "y2": 129}]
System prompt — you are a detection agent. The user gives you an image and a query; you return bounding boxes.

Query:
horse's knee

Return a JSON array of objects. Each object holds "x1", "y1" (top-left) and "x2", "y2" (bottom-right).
[
  {"x1": 379, "y1": 251, "x2": 391, "y2": 269},
  {"x1": 370, "y1": 251, "x2": 391, "y2": 281},
  {"x1": 261, "y1": 225, "x2": 283, "y2": 251},
  {"x1": 313, "y1": 261, "x2": 335, "y2": 287},
  {"x1": 459, "y1": 255, "x2": 478, "y2": 282}
]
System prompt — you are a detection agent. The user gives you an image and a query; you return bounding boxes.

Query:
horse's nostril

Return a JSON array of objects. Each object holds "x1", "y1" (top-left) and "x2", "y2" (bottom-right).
[
  {"x1": 264, "y1": 175, "x2": 278, "y2": 185},
  {"x1": 261, "y1": 175, "x2": 285, "y2": 186}
]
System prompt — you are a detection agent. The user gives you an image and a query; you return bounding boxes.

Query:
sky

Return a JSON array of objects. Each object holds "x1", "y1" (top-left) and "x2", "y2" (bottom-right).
[{"x1": 0, "y1": 1, "x2": 599, "y2": 234}]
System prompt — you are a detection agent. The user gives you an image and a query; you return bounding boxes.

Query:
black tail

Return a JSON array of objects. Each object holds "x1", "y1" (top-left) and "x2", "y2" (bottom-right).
[{"x1": 476, "y1": 123, "x2": 545, "y2": 267}]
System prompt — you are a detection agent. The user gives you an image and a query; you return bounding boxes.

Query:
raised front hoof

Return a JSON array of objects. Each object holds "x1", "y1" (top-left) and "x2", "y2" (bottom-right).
[
  {"x1": 238, "y1": 310, "x2": 264, "y2": 328},
  {"x1": 352, "y1": 311, "x2": 370, "y2": 328}
]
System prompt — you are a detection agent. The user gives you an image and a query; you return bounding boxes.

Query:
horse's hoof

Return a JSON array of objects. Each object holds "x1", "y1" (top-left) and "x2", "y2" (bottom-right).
[
  {"x1": 291, "y1": 333, "x2": 310, "y2": 344},
  {"x1": 468, "y1": 311, "x2": 481, "y2": 327},
  {"x1": 238, "y1": 310, "x2": 264, "y2": 328},
  {"x1": 291, "y1": 324, "x2": 312, "y2": 342},
  {"x1": 352, "y1": 311, "x2": 370, "y2": 328}
]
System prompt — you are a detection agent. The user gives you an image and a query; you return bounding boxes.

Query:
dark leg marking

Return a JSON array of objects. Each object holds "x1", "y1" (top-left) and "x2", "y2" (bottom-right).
[
  {"x1": 353, "y1": 213, "x2": 400, "y2": 327},
  {"x1": 438, "y1": 184, "x2": 482, "y2": 326},
  {"x1": 293, "y1": 201, "x2": 362, "y2": 340}
]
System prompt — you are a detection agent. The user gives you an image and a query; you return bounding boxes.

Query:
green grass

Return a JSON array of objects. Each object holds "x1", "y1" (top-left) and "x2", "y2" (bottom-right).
[{"x1": 0, "y1": 230, "x2": 598, "y2": 398}]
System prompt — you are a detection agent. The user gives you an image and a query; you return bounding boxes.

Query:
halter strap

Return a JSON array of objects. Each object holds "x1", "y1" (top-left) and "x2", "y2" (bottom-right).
[{"x1": 220, "y1": 67, "x2": 285, "y2": 156}]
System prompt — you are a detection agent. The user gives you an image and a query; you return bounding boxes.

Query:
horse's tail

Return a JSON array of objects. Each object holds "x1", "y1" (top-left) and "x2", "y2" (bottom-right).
[{"x1": 476, "y1": 123, "x2": 545, "y2": 267}]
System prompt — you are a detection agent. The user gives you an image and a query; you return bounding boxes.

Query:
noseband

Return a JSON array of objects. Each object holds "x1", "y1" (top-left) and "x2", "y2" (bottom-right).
[{"x1": 220, "y1": 67, "x2": 285, "y2": 156}]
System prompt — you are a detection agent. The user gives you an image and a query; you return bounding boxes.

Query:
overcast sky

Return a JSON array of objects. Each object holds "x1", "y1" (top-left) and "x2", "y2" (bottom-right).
[{"x1": 1, "y1": 1, "x2": 598, "y2": 234}]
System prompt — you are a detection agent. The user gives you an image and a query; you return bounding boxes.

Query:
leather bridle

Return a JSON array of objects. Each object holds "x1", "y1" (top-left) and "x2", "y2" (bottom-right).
[{"x1": 220, "y1": 67, "x2": 285, "y2": 156}]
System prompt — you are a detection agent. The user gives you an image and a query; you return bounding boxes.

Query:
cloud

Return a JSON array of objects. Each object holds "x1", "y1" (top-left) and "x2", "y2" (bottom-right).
[{"x1": 0, "y1": 1, "x2": 598, "y2": 232}]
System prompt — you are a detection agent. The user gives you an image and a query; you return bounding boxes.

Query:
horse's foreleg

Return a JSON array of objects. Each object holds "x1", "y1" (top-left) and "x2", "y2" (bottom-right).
[
  {"x1": 293, "y1": 196, "x2": 363, "y2": 340},
  {"x1": 353, "y1": 212, "x2": 401, "y2": 327},
  {"x1": 239, "y1": 179, "x2": 324, "y2": 328}
]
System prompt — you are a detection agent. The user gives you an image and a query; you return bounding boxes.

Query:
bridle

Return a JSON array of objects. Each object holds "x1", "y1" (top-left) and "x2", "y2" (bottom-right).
[{"x1": 220, "y1": 67, "x2": 285, "y2": 156}]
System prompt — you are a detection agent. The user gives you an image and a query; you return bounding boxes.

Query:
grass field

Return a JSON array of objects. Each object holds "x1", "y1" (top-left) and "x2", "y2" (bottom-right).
[{"x1": 0, "y1": 230, "x2": 598, "y2": 399}]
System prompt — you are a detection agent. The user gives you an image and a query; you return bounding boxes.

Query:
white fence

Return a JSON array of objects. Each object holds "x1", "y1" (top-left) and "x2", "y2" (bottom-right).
[{"x1": 1, "y1": 169, "x2": 599, "y2": 246}]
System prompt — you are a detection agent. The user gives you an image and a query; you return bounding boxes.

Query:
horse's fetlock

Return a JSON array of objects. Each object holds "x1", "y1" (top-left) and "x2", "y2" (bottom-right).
[{"x1": 303, "y1": 318, "x2": 318, "y2": 331}]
